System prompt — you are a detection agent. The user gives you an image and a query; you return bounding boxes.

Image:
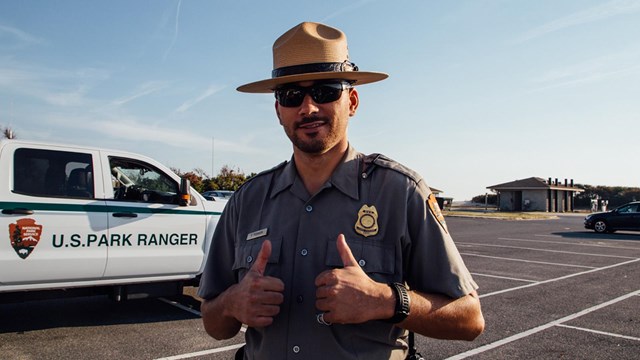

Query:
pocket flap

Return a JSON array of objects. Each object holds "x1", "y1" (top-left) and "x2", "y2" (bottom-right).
[
  {"x1": 232, "y1": 236, "x2": 282, "y2": 271},
  {"x1": 325, "y1": 237, "x2": 394, "y2": 274}
]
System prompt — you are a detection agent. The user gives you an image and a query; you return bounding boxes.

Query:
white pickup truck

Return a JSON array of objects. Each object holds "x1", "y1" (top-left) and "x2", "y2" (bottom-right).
[{"x1": 0, "y1": 139, "x2": 226, "y2": 302}]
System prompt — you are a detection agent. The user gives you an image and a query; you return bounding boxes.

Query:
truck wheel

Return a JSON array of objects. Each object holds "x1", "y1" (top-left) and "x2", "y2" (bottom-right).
[{"x1": 594, "y1": 220, "x2": 608, "y2": 233}]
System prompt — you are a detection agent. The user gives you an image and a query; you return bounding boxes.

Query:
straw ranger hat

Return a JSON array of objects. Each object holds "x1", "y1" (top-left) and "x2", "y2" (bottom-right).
[{"x1": 236, "y1": 22, "x2": 388, "y2": 93}]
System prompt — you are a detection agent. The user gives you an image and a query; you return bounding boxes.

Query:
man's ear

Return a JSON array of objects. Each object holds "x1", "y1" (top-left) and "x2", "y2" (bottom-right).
[
  {"x1": 275, "y1": 101, "x2": 283, "y2": 125},
  {"x1": 349, "y1": 88, "x2": 359, "y2": 117}
]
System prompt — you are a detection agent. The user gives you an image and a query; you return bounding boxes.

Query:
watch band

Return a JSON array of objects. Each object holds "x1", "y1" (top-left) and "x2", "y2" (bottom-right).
[{"x1": 384, "y1": 282, "x2": 410, "y2": 324}]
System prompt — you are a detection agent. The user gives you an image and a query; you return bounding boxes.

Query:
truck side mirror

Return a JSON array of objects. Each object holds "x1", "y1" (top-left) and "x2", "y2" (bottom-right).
[{"x1": 179, "y1": 178, "x2": 191, "y2": 206}]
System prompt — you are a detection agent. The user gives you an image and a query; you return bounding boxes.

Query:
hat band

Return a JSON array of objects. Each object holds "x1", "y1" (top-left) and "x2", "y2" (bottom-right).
[{"x1": 272, "y1": 61, "x2": 359, "y2": 78}]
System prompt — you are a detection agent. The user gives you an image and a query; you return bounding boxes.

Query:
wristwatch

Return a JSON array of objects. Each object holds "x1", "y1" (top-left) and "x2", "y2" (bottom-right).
[{"x1": 384, "y1": 282, "x2": 410, "y2": 324}]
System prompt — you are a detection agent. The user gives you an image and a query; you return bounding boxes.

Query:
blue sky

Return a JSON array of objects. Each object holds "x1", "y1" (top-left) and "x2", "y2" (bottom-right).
[{"x1": 1, "y1": 0, "x2": 639, "y2": 201}]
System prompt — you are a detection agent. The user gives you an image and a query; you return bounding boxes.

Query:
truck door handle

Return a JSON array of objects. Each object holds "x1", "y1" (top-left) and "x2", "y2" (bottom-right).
[
  {"x1": 2, "y1": 208, "x2": 35, "y2": 215},
  {"x1": 112, "y1": 212, "x2": 138, "y2": 218}
]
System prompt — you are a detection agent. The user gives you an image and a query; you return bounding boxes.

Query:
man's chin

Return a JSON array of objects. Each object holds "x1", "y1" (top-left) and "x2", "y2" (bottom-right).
[{"x1": 294, "y1": 140, "x2": 328, "y2": 154}]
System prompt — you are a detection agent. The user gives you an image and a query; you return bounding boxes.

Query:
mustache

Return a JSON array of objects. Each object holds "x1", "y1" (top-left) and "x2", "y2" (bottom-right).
[{"x1": 296, "y1": 116, "x2": 330, "y2": 128}]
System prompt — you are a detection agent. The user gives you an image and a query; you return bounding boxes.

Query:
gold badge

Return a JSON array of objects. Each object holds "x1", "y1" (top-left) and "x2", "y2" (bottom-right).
[
  {"x1": 427, "y1": 193, "x2": 448, "y2": 233},
  {"x1": 355, "y1": 204, "x2": 379, "y2": 237}
]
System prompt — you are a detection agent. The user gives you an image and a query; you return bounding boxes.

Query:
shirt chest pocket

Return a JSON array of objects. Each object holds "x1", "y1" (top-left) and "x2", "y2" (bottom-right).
[
  {"x1": 232, "y1": 237, "x2": 282, "y2": 279},
  {"x1": 324, "y1": 237, "x2": 395, "y2": 282}
]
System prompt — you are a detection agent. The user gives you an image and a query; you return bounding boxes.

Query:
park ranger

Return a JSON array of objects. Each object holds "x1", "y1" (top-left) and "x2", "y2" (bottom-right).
[{"x1": 198, "y1": 22, "x2": 485, "y2": 359}]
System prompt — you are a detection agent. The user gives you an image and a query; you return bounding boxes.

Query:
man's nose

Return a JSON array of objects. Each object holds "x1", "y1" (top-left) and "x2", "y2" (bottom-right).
[{"x1": 298, "y1": 94, "x2": 320, "y2": 116}]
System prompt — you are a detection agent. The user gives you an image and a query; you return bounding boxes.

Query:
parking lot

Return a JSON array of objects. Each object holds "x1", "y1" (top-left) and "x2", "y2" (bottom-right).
[{"x1": 1, "y1": 215, "x2": 639, "y2": 359}]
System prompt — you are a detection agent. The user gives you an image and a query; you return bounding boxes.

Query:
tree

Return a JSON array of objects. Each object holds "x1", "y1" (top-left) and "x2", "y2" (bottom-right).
[
  {"x1": 209, "y1": 165, "x2": 248, "y2": 191},
  {"x1": 574, "y1": 184, "x2": 640, "y2": 208},
  {"x1": 192, "y1": 167, "x2": 209, "y2": 179},
  {"x1": 471, "y1": 194, "x2": 497, "y2": 205},
  {"x1": 172, "y1": 164, "x2": 250, "y2": 193},
  {"x1": 181, "y1": 171, "x2": 205, "y2": 193}
]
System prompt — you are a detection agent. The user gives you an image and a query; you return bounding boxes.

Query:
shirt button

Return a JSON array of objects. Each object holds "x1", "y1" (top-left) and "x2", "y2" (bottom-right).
[
  {"x1": 297, "y1": 295, "x2": 304, "y2": 303},
  {"x1": 300, "y1": 249, "x2": 308, "y2": 256},
  {"x1": 305, "y1": 205, "x2": 313, "y2": 212},
  {"x1": 247, "y1": 256, "x2": 253, "y2": 263},
  {"x1": 358, "y1": 259, "x2": 366, "y2": 267},
  {"x1": 293, "y1": 345, "x2": 300, "y2": 353}
]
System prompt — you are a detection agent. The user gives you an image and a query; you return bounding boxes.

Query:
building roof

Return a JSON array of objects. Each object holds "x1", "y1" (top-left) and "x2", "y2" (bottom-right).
[
  {"x1": 487, "y1": 177, "x2": 584, "y2": 193},
  {"x1": 429, "y1": 187, "x2": 443, "y2": 195}
]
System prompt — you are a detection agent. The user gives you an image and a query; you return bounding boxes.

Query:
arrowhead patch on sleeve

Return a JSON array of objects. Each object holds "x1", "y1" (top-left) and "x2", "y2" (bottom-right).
[{"x1": 427, "y1": 193, "x2": 448, "y2": 233}]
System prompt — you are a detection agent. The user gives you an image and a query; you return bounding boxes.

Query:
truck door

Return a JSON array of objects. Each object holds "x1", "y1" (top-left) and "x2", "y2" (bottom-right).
[
  {"x1": 103, "y1": 155, "x2": 207, "y2": 279},
  {"x1": 0, "y1": 144, "x2": 108, "y2": 289}
]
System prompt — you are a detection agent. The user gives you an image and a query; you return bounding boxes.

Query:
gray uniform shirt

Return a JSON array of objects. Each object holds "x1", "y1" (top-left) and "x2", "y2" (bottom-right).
[{"x1": 198, "y1": 145, "x2": 478, "y2": 360}]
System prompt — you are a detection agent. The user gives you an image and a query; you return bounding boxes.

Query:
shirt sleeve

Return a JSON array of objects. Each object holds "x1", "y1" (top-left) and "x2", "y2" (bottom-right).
[
  {"x1": 404, "y1": 180, "x2": 478, "y2": 299},
  {"x1": 197, "y1": 196, "x2": 239, "y2": 300}
]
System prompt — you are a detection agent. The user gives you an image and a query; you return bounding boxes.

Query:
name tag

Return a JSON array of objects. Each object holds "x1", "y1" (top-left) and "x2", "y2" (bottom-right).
[{"x1": 247, "y1": 228, "x2": 268, "y2": 241}]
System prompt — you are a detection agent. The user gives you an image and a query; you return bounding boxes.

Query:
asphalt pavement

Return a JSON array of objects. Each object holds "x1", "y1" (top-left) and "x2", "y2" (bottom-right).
[{"x1": 1, "y1": 215, "x2": 638, "y2": 359}]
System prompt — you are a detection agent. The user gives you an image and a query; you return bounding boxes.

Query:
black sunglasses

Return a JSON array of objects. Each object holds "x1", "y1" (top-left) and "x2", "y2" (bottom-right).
[{"x1": 275, "y1": 81, "x2": 352, "y2": 108}]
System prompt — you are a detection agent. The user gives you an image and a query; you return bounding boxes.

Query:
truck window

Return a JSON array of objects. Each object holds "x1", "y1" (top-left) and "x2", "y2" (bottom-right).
[
  {"x1": 109, "y1": 157, "x2": 179, "y2": 204},
  {"x1": 13, "y1": 148, "x2": 94, "y2": 199}
]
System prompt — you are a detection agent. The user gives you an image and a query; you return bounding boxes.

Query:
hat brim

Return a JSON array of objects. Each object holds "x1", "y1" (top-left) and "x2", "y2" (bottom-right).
[{"x1": 236, "y1": 71, "x2": 389, "y2": 93}]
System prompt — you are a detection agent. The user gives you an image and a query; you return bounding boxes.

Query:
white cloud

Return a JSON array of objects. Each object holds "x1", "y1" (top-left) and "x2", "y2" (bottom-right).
[
  {"x1": 0, "y1": 24, "x2": 43, "y2": 45},
  {"x1": 516, "y1": 0, "x2": 640, "y2": 43},
  {"x1": 320, "y1": 0, "x2": 378, "y2": 23},
  {"x1": 530, "y1": 47, "x2": 640, "y2": 90},
  {"x1": 0, "y1": 59, "x2": 109, "y2": 106},
  {"x1": 43, "y1": 85, "x2": 91, "y2": 106},
  {"x1": 175, "y1": 84, "x2": 224, "y2": 113},
  {"x1": 45, "y1": 113, "x2": 262, "y2": 155},
  {"x1": 112, "y1": 81, "x2": 168, "y2": 106}
]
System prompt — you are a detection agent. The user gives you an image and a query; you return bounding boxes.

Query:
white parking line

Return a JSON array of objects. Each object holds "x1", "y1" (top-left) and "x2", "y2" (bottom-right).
[
  {"x1": 536, "y1": 234, "x2": 640, "y2": 244},
  {"x1": 157, "y1": 297, "x2": 248, "y2": 331},
  {"x1": 498, "y1": 235, "x2": 640, "y2": 250},
  {"x1": 556, "y1": 324, "x2": 640, "y2": 342},
  {"x1": 153, "y1": 298, "x2": 249, "y2": 360},
  {"x1": 461, "y1": 241, "x2": 637, "y2": 259},
  {"x1": 461, "y1": 252, "x2": 596, "y2": 269},
  {"x1": 154, "y1": 343, "x2": 245, "y2": 360},
  {"x1": 447, "y1": 289, "x2": 640, "y2": 359},
  {"x1": 470, "y1": 273, "x2": 537, "y2": 283},
  {"x1": 498, "y1": 236, "x2": 640, "y2": 251},
  {"x1": 480, "y1": 258, "x2": 640, "y2": 298}
]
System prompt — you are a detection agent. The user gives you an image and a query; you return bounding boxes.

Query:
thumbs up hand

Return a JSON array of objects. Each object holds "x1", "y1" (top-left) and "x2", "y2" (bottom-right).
[
  {"x1": 314, "y1": 234, "x2": 395, "y2": 324},
  {"x1": 250, "y1": 239, "x2": 272, "y2": 276},
  {"x1": 336, "y1": 232, "x2": 359, "y2": 267},
  {"x1": 227, "y1": 240, "x2": 285, "y2": 328}
]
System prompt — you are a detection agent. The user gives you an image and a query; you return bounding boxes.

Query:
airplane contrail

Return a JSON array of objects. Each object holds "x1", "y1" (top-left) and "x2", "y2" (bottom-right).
[{"x1": 163, "y1": 0, "x2": 182, "y2": 61}]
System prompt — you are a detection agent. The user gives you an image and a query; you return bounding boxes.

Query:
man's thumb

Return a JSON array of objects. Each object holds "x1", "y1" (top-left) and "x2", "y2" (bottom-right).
[
  {"x1": 336, "y1": 234, "x2": 358, "y2": 267},
  {"x1": 251, "y1": 240, "x2": 272, "y2": 275}
]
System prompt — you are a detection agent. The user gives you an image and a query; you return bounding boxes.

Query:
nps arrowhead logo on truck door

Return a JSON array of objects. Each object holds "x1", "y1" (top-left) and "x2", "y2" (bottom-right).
[{"x1": 9, "y1": 218, "x2": 43, "y2": 259}]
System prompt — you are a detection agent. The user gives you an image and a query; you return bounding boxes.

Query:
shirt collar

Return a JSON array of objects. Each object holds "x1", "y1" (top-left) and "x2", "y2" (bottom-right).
[{"x1": 271, "y1": 144, "x2": 362, "y2": 200}]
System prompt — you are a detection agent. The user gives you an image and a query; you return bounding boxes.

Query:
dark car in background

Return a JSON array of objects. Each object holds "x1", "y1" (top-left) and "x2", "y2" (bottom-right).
[{"x1": 584, "y1": 201, "x2": 640, "y2": 233}]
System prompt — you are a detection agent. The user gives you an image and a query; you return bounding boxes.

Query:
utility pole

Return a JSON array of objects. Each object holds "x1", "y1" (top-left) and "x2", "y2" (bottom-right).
[{"x1": 211, "y1": 136, "x2": 216, "y2": 178}]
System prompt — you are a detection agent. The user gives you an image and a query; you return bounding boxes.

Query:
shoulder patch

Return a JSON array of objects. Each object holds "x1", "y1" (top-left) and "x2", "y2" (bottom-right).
[
  {"x1": 427, "y1": 193, "x2": 448, "y2": 233},
  {"x1": 370, "y1": 154, "x2": 423, "y2": 184}
]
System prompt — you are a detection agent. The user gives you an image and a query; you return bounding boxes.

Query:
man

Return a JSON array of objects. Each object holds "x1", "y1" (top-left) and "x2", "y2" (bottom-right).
[{"x1": 199, "y1": 22, "x2": 484, "y2": 359}]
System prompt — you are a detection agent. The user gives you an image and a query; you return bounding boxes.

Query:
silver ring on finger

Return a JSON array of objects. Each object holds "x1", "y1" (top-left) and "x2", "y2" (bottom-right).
[{"x1": 316, "y1": 312, "x2": 332, "y2": 326}]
